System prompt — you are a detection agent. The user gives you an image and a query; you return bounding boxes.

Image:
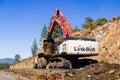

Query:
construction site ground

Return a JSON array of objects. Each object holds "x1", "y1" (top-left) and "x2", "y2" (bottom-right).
[
  {"x1": 0, "y1": 70, "x2": 29, "y2": 80},
  {"x1": 1, "y1": 62, "x2": 120, "y2": 80}
]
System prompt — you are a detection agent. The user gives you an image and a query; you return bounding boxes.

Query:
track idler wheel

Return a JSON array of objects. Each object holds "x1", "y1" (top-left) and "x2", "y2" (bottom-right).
[{"x1": 38, "y1": 57, "x2": 47, "y2": 69}]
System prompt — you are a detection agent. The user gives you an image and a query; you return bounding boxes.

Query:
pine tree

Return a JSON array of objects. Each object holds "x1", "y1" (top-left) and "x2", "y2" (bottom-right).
[
  {"x1": 39, "y1": 24, "x2": 48, "y2": 45},
  {"x1": 94, "y1": 18, "x2": 108, "y2": 26},
  {"x1": 72, "y1": 26, "x2": 80, "y2": 32},
  {"x1": 31, "y1": 38, "x2": 38, "y2": 56},
  {"x1": 49, "y1": 17, "x2": 62, "y2": 38},
  {"x1": 14, "y1": 54, "x2": 21, "y2": 62},
  {"x1": 85, "y1": 17, "x2": 93, "y2": 23},
  {"x1": 82, "y1": 17, "x2": 94, "y2": 29},
  {"x1": 52, "y1": 25, "x2": 62, "y2": 38}
]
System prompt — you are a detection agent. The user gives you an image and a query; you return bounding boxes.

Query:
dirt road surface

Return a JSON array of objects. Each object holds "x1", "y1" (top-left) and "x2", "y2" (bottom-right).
[
  {"x1": 4, "y1": 62, "x2": 120, "y2": 80},
  {"x1": 0, "y1": 71, "x2": 28, "y2": 80}
]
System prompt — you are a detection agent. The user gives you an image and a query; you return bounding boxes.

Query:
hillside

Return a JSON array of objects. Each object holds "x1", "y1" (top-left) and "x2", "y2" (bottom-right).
[
  {"x1": 0, "y1": 58, "x2": 14, "y2": 64},
  {"x1": 73, "y1": 19, "x2": 120, "y2": 64},
  {"x1": 6, "y1": 19, "x2": 120, "y2": 80}
]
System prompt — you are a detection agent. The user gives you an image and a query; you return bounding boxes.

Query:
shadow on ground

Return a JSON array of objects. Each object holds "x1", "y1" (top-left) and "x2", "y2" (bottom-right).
[{"x1": 70, "y1": 58, "x2": 98, "y2": 69}]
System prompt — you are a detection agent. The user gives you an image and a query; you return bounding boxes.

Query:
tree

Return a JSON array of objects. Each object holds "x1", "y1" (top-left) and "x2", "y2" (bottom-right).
[
  {"x1": 39, "y1": 24, "x2": 48, "y2": 45},
  {"x1": 31, "y1": 38, "x2": 38, "y2": 56},
  {"x1": 0, "y1": 63, "x2": 11, "y2": 69},
  {"x1": 14, "y1": 54, "x2": 21, "y2": 62},
  {"x1": 72, "y1": 26, "x2": 80, "y2": 32},
  {"x1": 82, "y1": 17, "x2": 108, "y2": 29},
  {"x1": 82, "y1": 17, "x2": 94, "y2": 29},
  {"x1": 83, "y1": 22, "x2": 94, "y2": 29},
  {"x1": 112, "y1": 16, "x2": 120, "y2": 21},
  {"x1": 39, "y1": 17, "x2": 62, "y2": 43},
  {"x1": 94, "y1": 18, "x2": 108, "y2": 26},
  {"x1": 52, "y1": 25, "x2": 62, "y2": 38},
  {"x1": 85, "y1": 17, "x2": 93, "y2": 23},
  {"x1": 48, "y1": 16, "x2": 62, "y2": 38}
]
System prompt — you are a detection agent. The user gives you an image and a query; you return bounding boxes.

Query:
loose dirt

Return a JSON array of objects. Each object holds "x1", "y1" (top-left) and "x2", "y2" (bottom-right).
[{"x1": 3, "y1": 62, "x2": 120, "y2": 80}]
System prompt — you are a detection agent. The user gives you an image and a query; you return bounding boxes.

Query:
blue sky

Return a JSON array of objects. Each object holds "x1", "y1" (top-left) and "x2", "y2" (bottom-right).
[{"x1": 0, "y1": 0, "x2": 120, "y2": 59}]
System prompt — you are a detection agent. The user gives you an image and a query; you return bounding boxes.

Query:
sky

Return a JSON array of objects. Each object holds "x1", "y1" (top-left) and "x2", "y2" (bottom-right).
[{"x1": 0, "y1": 0, "x2": 120, "y2": 59}]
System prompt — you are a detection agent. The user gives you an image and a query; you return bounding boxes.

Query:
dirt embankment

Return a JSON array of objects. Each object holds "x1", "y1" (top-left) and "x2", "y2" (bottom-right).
[
  {"x1": 73, "y1": 20, "x2": 120, "y2": 65},
  {"x1": 10, "y1": 57, "x2": 34, "y2": 69},
  {"x1": 74, "y1": 62, "x2": 120, "y2": 80},
  {"x1": 4, "y1": 62, "x2": 120, "y2": 80}
]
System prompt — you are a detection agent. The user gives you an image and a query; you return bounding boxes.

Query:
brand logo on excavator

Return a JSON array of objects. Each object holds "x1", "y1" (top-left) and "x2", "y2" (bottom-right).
[{"x1": 74, "y1": 45, "x2": 95, "y2": 52}]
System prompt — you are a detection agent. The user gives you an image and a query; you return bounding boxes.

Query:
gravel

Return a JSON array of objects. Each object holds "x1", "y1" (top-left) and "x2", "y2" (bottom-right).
[{"x1": 0, "y1": 71, "x2": 28, "y2": 80}]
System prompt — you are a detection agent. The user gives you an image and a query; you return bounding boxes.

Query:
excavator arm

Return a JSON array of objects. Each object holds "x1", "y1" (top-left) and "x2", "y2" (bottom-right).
[{"x1": 47, "y1": 9, "x2": 72, "y2": 40}]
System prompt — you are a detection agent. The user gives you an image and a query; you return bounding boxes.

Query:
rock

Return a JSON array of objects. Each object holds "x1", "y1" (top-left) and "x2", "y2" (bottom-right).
[
  {"x1": 109, "y1": 70, "x2": 115, "y2": 74},
  {"x1": 87, "y1": 74, "x2": 91, "y2": 78},
  {"x1": 67, "y1": 73, "x2": 74, "y2": 77}
]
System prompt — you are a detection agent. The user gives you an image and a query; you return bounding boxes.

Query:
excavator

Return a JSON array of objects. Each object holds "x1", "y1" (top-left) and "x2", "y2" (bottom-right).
[{"x1": 33, "y1": 9, "x2": 98, "y2": 69}]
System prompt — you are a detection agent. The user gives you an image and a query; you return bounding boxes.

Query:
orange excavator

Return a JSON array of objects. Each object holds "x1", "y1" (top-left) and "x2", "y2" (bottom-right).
[
  {"x1": 33, "y1": 9, "x2": 98, "y2": 69},
  {"x1": 48, "y1": 9, "x2": 72, "y2": 39}
]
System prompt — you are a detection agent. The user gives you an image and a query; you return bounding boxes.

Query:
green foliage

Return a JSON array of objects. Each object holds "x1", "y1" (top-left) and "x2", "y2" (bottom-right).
[
  {"x1": 112, "y1": 16, "x2": 120, "y2": 21},
  {"x1": 52, "y1": 25, "x2": 62, "y2": 38},
  {"x1": 72, "y1": 26, "x2": 80, "y2": 32},
  {"x1": 85, "y1": 17, "x2": 94, "y2": 23},
  {"x1": 82, "y1": 17, "x2": 108, "y2": 29},
  {"x1": 14, "y1": 54, "x2": 21, "y2": 63},
  {"x1": 31, "y1": 38, "x2": 38, "y2": 56},
  {"x1": 39, "y1": 24, "x2": 48, "y2": 44},
  {"x1": 0, "y1": 63, "x2": 11, "y2": 69},
  {"x1": 94, "y1": 18, "x2": 108, "y2": 26},
  {"x1": 48, "y1": 16, "x2": 62, "y2": 38},
  {"x1": 82, "y1": 17, "x2": 94, "y2": 29},
  {"x1": 42, "y1": 24, "x2": 48, "y2": 38},
  {"x1": 83, "y1": 22, "x2": 94, "y2": 29}
]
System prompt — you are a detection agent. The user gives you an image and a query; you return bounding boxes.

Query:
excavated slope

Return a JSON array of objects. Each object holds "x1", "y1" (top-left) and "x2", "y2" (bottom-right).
[
  {"x1": 10, "y1": 57, "x2": 34, "y2": 69},
  {"x1": 73, "y1": 20, "x2": 120, "y2": 64}
]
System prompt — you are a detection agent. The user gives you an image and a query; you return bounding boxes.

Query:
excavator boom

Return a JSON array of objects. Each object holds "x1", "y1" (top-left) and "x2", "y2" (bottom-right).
[{"x1": 47, "y1": 9, "x2": 72, "y2": 40}]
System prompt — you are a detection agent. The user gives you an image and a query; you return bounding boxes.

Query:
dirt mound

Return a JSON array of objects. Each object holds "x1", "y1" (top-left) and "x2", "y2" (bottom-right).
[
  {"x1": 5, "y1": 62, "x2": 120, "y2": 80},
  {"x1": 73, "y1": 20, "x2": 120, "y2": 65},
  {"x1": 74, "y1": 62, "x2": 120, "y2": 80},
  {"x1": 10, "y1": 57, "x2": 34, "y2": 69}
]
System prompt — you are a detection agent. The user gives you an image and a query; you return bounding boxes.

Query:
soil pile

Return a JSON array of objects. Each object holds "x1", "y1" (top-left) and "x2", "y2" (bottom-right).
[
  {"x1": 6, "y1": 62, "x2": 120, "y2": 80},
  {"x1": 10, "y1": 57, "x2": 34, "y2": 69},
  {"x1": 74, "y1": 62, "x2": 120, "y2": 80}
]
